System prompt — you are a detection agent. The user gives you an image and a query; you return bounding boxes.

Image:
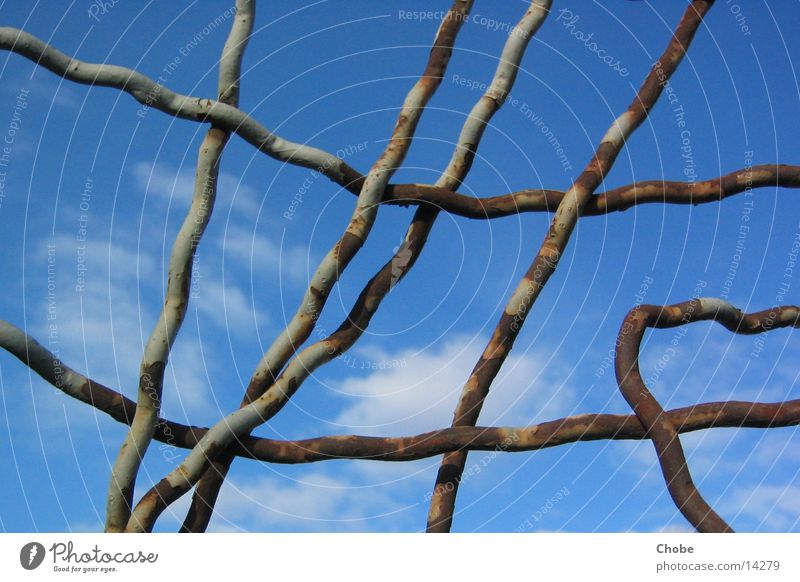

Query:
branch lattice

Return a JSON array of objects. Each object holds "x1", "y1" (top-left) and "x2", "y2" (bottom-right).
[{"x1": 0, "y1": 0, "x2": 797, "y2": 533}]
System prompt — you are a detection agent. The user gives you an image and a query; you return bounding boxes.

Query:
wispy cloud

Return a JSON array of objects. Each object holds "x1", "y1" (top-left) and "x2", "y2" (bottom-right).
[
  {"x1": 208, "y1": 471, "x2": 411, "y2": 532},
  {"x1": 131, "y1": 161, "x2": 260, "y2": 217},
  {"x1": 328, "y1": 334, "x2": 577, "y2": 436},
  {"x1": 191, "y1": 276, "x2": 268, "y2": 332},
  {"x1": 30, "y1": 232, "x2": 216, "y2": 426},
  {"x1": 723, "y1": 484, "x2": 800, "y2": 531},
  {"x1": 220, "y1": 223, "x2": 313, "y2": 285}
]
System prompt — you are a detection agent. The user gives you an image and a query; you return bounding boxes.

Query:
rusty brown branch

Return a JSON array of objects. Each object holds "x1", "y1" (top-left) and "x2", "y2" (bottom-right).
[
  {"x1": 4, "y1": 0, "x2": 799, "y2": 538},
  {"x1": 178, "y1": 0, "x2": 482, "y2": 531},
  {"x1": 105, "y1": 0, "x2": 255, "y2": 533},
  {"x1": 615, "y1": 299, "x2": 800, "y2": 533},
  {"x1": 179, "y1": 207, "x2": 439, "y2": 532},
  {"x1": 379, "y1": 164, "x2": 800, "y2": 218},
  {"x1": 3, "y1": 317, "x2": 798, "y2": 467},
  {"x1": 241, "y1": 399, "x2": 800, "y2": 463}
]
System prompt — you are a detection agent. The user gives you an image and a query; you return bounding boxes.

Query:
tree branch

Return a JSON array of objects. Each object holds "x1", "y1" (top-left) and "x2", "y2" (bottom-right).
[
  {"x1": 0, "y1": 24, "x2": 362, "y2": 189},
  {"x1": 180, "y1": 0, "x2": 553, "y2": 534},
  {"x1": 4, "y1": 25, "x2": 795, "y2": 223},
  {"x1": 381, "y1": 164, "x2": 800, "y2": 218}
]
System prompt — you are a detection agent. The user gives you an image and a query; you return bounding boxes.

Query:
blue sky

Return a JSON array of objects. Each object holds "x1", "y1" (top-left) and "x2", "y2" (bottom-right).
[{"x1": 0, "y1": 0, "x2": 799, "y2": 532}]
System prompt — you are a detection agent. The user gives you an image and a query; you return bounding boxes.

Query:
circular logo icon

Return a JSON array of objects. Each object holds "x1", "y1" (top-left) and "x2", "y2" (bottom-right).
[{"x1": 19, "y1": 542, "x2": 46, "y2": 570}]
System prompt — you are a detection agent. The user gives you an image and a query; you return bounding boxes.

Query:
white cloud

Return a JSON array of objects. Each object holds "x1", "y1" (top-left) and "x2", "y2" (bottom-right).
[
  {"x1": 176, "y1": 331, "x2": 582, "y2": 532},
  {"x1": 32, "y1": 233, "x2": 153, "y2": 393},
  {"x1": 220, "y1": 223, "x2": 312, "y2": 285},
  {"x1": 191, "y1": 276, "x2": 267, "y2": 332},
  {"x1": 327, "y1": 334, "x2": 577, "y2": 436},
  {"x1": 612, "y1": 322, "x2": 800, "y2": 514},
  {"x1": 638, "y1": 329, "x2": 797, "y2": 407},
  {"x1": 67, "y1": 520, "x2": 105, "y2": 533},
  {"x1": 723, "y1": 484, "x2": 800, "y2": 531},
  {"x1": 208, "y1": 472, "x2": 410, "y2": 532},
  {"x1": 31, "y1": 232, "x2": 216, "y2": 427},
  {"x1": 131, "y1": 161, "x2": 260, "y2": 217},
  {"x1": 655, "y1": 523, "x2": 696, "y2": 533},
  {"x1": 3, "y1": 70, "x2": 81, "y2": 111}
]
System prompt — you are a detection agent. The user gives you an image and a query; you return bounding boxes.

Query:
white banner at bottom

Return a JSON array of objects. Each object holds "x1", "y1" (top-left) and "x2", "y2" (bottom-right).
[{"x1": 1, "y1": 533, "x2": 797, "y2": 580}]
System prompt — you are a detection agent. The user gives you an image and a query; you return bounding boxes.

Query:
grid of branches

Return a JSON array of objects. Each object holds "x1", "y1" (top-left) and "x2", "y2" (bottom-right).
[{"x1": 1, "y1": 0, "x2": 798, "y2": 533}]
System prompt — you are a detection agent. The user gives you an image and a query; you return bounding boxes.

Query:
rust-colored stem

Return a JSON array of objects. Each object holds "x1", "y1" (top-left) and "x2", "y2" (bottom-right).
[{"x1": 379, "y1": 164, "x2": 800, "y2": 218}]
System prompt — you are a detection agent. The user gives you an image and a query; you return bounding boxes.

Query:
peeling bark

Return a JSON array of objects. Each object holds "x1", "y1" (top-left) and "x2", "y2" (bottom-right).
[
  {"x1": 3, "y1": 318, "x2": 798, "y2": 466},
  {"x1": 0, "y1": 23, "x2": 359, "y2": 188},
  {"x1": 380, "y1": 164, "x2": 800, "y2": 218},
  {"x1": 4, "y1": 0, "x2": 799, "y2": 535}
]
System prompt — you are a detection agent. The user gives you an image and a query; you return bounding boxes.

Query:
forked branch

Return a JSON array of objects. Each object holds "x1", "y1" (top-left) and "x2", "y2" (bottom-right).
[
  {"x1": 105, "y1": 0, "x2": 255, "y2": 532},
  {"x1": 180, "y1": 0, "x2": 553, "y2": 533}
]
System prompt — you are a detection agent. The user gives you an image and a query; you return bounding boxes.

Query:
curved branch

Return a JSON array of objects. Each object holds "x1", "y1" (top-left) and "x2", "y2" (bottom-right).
[
  {"x1": 427, "y1": 0, "x2": 715, "y2": 533},
  {"x1": 179, "y1": 207, "x2": 439, "y2": 532},
  {"x1": 241, "y1": 399, "x2": 800, "y2": 462},
  {"x1": 3, "y1": 318, "x2": 798, "y2": 466},
  {"x1": 382, "y1": 164, "x2": 800, "y2": 218},
  {"x1": 10, "y1": 27, "x2": 792, "y2": 226},
  {"x1": 4, "y1": 26, "x2": 795, "y2": 222},
  {"x1": 0, "y1": 25, "x2": 362, "y2": 189},
  {"x1": 616, "y1": 299, "x2": 800, "y2": 533}
]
